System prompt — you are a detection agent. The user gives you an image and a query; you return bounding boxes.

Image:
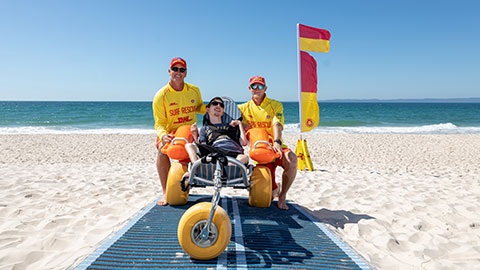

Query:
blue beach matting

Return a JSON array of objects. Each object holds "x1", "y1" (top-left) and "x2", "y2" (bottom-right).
[{"x1": 75, "y1": 195, "x2": 373, "y2": 269}]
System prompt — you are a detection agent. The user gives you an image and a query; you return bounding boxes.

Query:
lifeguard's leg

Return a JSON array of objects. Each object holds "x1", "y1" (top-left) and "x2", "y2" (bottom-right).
[
  {"x1": 277, "y1": 149, "x2": 297, "y2": 210},
  {"x1": 156, "y1": 149, "x2": 171, "y2": 205}
]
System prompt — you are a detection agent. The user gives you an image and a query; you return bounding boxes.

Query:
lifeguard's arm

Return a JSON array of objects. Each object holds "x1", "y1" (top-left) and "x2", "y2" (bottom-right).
[
  {"x1": 230, "y1": 120, "x2": 247, "y2": 146},
  {"x1": 271, "y1": 101, "x2": 285, "y2": 152},
  {"x1": 196, "y1": 103, "x2": 206, "y2": 114},
  {"x1": 273, "y1": 122, "x2": 284, "y2": 144},
  {"x1": 273, "y1": 122, "x2": 283, "y2": 141},
  {"x1": 238, "y1": 103, "x2": 252, "y2": 145},
  {"x1": 238, "y1": 122, "x2": 247, "y2": 146},
  {"x1": 152, "y1": 97, "x2": 168, "y2": 140},
  {"x1": 272, "y1": 122, "x2": 284, "y2": 158},
  {"x1": 195, "y1": 86, "x2": 206, "y2": 115},
  {"x1": 193, "y1": 86, "x2": 206, "y2": 141}
]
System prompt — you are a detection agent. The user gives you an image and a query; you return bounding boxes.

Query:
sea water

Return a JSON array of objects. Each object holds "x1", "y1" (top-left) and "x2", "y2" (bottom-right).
[{"x1": 1, "y1": 101, "x2": 479, "y2": 134}]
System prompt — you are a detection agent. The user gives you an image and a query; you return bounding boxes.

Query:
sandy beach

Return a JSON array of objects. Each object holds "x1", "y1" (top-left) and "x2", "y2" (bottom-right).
[{"x1": 0, "y1": 133, "x2": 479, "y2": 269}]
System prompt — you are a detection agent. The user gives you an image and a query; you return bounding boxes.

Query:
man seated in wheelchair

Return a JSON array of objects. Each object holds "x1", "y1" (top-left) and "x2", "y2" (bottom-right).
[
  {"x1": 185, "y1": 97, "x2": 248, "y2": 166},
  {"x1": 161, "y1": 96, "x2": 276, "y2": 208}
]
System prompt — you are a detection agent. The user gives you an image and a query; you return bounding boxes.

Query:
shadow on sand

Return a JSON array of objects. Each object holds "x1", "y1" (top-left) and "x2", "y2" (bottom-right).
[{"x1": 297, "y1": 205, "x2": 375, "y2": 229}]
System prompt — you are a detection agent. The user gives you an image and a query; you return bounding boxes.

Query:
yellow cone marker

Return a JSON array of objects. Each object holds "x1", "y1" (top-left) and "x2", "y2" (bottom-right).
[
  {"x1": 301, "y1": 139, "x2": 314, "y2": 171},
  {"x1": 295, "y1": 139, "x2": 306, "y2": 170}
]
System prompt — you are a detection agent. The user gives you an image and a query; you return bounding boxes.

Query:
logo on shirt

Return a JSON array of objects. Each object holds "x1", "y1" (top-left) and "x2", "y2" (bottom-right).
[
  {"x1": 190, "y1": 99, "x2": 195, "y2": 103},
  {"x1": 169, "y1": 102, "x2": 178, "y2": 106},
  {"x1": 174, "y1": 116, "x2": 193, "y2": 124}
]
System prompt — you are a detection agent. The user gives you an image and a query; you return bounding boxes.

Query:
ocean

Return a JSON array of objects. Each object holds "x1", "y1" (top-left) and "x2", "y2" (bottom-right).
[{"x1": 1, "y1": 101, "x2": 480, "y2": 134}]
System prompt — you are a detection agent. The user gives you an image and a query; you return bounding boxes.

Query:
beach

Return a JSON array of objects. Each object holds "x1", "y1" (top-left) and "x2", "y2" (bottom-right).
[{"x1": 0, "y1": 133, "x2": 479, "y2": 269}]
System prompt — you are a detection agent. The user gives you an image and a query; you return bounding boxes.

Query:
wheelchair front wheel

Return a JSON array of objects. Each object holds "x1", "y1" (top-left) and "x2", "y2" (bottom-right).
[{"x1": 177, "y1": 202, "x2": 231, "y2": 260}]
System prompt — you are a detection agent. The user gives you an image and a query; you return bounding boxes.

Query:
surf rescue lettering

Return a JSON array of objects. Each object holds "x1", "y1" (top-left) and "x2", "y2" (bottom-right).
[
  {"x1": 181, "y1": 105, "x2": 196, "y2": 114},
  {"x1": 169, "y1": 108, "x2": 180, "y2": 116},
  {"x1": 248, "y1": 122, "x2": 271, "y2": 128},
  {"x1": 169, "y1": 105, "x2": 197, "y2": 116}
]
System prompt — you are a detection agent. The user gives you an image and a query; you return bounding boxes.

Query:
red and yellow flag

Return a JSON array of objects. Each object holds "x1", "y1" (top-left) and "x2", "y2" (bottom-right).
[
  {"x1": 297, "y1": 23, "x2": 330, "y2": 170},
  {"x1": 299, "y1": 24, "x2": 331, "y2": 53},
  {"x1": 300, "y1": 51, "x2": 319, "y2": 132},
  {"x1": 298, "y1": 24, "x2": 330, "y2": 132}
]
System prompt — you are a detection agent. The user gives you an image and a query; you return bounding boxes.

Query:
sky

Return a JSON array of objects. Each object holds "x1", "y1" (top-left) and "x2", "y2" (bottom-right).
[{"x1": 1, "y1": 0, "x2": 479, "y2": 102}]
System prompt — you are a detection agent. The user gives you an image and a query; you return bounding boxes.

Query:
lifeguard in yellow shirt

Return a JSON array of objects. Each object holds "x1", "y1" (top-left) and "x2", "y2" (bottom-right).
[
  {"x1": 239, "y1": 75, "x2": 298, "y2": 210},
  {"x1": 152, "y1": 57, "x2": 206, "y2": 206}
]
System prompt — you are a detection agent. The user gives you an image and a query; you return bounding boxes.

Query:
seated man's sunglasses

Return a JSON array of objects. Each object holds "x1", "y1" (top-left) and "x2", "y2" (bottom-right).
[{"x1": 210, "y1": 101, "x2": 224, "y2": 108}]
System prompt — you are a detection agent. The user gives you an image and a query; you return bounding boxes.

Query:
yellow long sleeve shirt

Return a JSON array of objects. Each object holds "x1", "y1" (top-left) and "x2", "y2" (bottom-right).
[
  {"x1": 238, "y1": 96, "x2": 284, "y2": 139},
  {"x1": 152, "y1": 82, "x2": 206, "y2": 139}
]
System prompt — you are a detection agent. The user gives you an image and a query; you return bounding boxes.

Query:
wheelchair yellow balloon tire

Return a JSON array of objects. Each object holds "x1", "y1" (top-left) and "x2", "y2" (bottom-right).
[
  {"x1": 165, "y1": 162, "x2": 189, "y2": 206},
  {"x1": 177, "y1": 202, "x2": 232, "y2": 260},
  {"x1": 248, "y1": 166, "x2": 272, "y2": 208}
]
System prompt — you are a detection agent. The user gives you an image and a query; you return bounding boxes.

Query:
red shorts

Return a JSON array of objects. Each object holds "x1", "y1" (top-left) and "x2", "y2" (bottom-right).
[{"x1": 260, "y1": 147, "x2": 292, "y2": 190}]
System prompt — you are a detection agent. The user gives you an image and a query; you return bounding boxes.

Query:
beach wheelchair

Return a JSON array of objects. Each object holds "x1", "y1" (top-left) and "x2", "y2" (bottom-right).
[{"x1": 160, "y1": 97, "x2": 279, "y2": 260}]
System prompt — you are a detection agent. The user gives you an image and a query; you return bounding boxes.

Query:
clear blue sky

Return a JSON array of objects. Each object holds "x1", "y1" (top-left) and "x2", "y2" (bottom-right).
[{"x1": 1, "y1": 0, "x2": 479, "y2": 101}]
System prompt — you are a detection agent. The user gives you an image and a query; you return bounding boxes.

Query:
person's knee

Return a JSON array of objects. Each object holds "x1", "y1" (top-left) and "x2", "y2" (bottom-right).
[
  {"x1": 283, "y1": 151, "x2": 297, "y2": 169},
  {"x1": 157, "y1": 151, "x2": 170, "y2": 165},
  {"x1": 157, "y1": 149, "x2": 166, "y2": 159},
  {"x1": 288, "y1": 152, "x2": 298, "y2": 165}
]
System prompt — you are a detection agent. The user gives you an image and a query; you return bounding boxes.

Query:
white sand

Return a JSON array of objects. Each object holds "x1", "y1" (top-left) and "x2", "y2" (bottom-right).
[{"x1": 0, "y1": 133, "x2": 479, "y2": 269}]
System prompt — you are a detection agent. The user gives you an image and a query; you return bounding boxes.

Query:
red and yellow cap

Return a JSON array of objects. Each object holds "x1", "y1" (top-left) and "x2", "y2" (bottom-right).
[
  {"x1": 170, "y1": 57, "x2": 187, "y2": 68},
  {"x1": 249, "y1": 75, "x2": 266, "y2": 85}
]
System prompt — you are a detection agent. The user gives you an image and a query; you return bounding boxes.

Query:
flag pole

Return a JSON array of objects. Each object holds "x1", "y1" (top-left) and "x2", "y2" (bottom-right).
[
  {"x1": 296, "y1": 23, "x2": 309, "y2": 171},
  {"x1": 296, "y1": 23, "x2": 302, "y2": 138}
]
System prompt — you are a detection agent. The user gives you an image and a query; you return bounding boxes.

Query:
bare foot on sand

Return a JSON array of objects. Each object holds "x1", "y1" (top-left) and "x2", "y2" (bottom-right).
[
  {"x1": 277, "y1": 194, "x2": 289, "y2": 210},
  {"x1": 272, "y1": 187, "x2": 279, "y2": 200},
  {"x1": 157, "y1": 194, "x2": 168, "y2": 206},
  {"x1": 157, "y1": 199, "x2": 168, "y2": 206}
]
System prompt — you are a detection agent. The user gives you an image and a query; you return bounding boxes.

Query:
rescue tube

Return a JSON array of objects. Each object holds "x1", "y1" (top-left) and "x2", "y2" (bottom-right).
[
  {"x1": 165, "y1": 162, "x2": 189, "y2": 205},
  {"x1": 161, "y1": 125, "x2": 193, "y2": 161},
  {"x1": 248, "y1": 166, "x2": 272, "y2": 208},
  {"x1": 246, "y1": 128, "x2": 280, "y2": 164}
]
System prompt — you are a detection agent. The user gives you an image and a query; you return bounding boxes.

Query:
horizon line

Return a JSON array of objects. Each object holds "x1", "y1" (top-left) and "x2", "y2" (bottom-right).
[{"x1": 1, "y1": 97, "x2": 480, "y2": 103}]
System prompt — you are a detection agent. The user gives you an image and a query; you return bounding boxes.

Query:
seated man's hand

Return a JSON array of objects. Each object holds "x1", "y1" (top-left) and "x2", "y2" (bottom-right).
[{"x1": 229, "y1": 120, "x2": 241, "y2": 127}]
